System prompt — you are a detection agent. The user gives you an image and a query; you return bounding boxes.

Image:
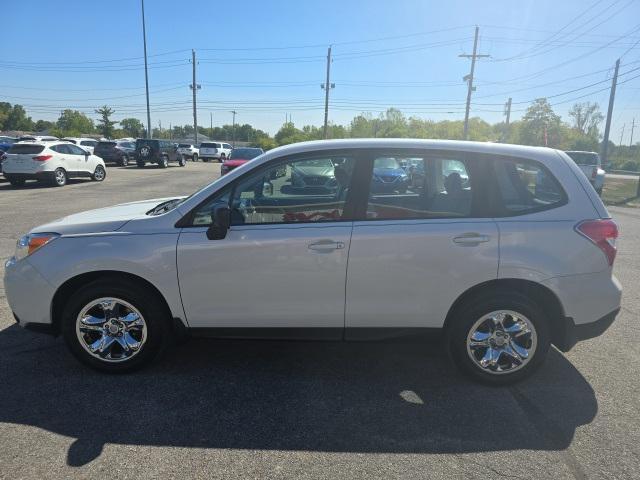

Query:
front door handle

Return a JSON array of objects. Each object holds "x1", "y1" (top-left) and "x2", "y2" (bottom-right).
[
  {"x1": 452, "y1": 233, "x2": 490, "y2": 246},
  {"x1": 308, "y1": 240, "x2": 345, "y2": 252}
]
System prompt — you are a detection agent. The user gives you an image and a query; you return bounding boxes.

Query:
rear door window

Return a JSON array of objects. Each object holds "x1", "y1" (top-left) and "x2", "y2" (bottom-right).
[
  {"x1": 364, "y1": 154, "x2": 474, "y2": 220},
  {"x1": 7, "y1": 144, "x2": 45, "y2": 154},
  {"x1": 492, "y1": 158, "x2": 566, "y2": 215}
]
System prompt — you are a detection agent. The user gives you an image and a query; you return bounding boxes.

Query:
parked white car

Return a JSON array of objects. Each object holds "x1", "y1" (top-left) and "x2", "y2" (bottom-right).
[
  {"x1": 4, "y1": 139, "x2": 620, "y2": 385},
  {"x1": 62, "y1": 137, "x2": 99, "y2": 154},
  {"x1": 2, "y1": 140, "x2": 106, "y2": 187},
  {"x1": 564, "y1": 151, "x2": 605, "y2": 195},
  {"x1": 177, "y1": 143, "x2": 199, "y2": 161},
  {"x1": 199, "y1": 141, "x2": 232, "y2": 162}
]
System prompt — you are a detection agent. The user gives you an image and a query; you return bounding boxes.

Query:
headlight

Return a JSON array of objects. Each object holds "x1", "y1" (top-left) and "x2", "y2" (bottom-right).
[{"x1": 14, "y1": 233, "x2": 60, "y2": 261}]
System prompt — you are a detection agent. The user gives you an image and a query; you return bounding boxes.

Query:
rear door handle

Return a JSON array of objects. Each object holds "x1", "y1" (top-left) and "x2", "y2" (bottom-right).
[
  {"x1": 308, "y1": 240, "x2": 345, "y2": 252},
  {"x1": 452, "y1": 233, "x2": 490, "y2": 246}
]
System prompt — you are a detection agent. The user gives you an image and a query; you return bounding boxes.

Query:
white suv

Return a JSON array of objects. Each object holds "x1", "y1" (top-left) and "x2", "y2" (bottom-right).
[
  {"x1": 4, "y1": 139, "x2": 621, "y2": 384},
  {"x1": 62, "y1": 137, "x2": 100, "y2": 154},
  {"x1": 2, "y1": 141, "x2": 106, "y2": 187},
  {"x1": 177, "y1": 143, "x2": 199, "y2": 161},
  {"x1": 199, "y1": 141, "x2": 232, "y2": 162}
]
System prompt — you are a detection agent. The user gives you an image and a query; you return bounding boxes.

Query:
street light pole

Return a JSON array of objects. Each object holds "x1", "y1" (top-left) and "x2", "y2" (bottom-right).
[
  {"x1": 141, "y1": 0, "x2": 152, "y2": 139},
  {"x1": 230, "y1": 110, "x2": 237, "y2": 147}
]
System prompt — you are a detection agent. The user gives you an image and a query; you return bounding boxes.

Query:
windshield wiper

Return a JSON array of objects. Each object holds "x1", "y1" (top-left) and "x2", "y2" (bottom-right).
[{"x1": 147, "y1": 198, "x2": 183, "y2": 216}]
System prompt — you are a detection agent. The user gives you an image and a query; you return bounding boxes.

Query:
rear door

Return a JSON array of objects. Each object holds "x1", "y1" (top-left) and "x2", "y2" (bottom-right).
[{"x1": 345, "y1": 149, "x2": 499, "y2": 333}]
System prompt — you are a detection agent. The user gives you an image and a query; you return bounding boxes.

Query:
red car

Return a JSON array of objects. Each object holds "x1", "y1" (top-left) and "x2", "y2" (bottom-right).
[{"x1": 220, "y1": 147, "x2": 264, "y2": 175}]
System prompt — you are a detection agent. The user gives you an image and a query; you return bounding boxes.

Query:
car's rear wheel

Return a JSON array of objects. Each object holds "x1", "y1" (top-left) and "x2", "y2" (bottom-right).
[
  {"x1": 159, "y1": 155, "x2": 168, "y2": 169},
  {"x1": 178, "y1": 155, "x2": 186, "y2": 167},
  {"x1": 92, "y1": 165, "x2": 106, "y2": 182},
  {"x1": 120, "y1": 155, "x2": 129, "y2": 167},
  {"x1": 219, "y1": 153, "x2": 226, "y2": 163},
  {"x1": 6, "y1": 175, "x2": 26, "y2": 187},
  {"x1": 61, "y1": 279, "x2": 169, "y2": 372},
  {"x1": 447, "y1": 291, "x2": 550, "y2": 385},
  {"x1": 51, "y1": 168, "x2": 67, "y2": 187},
  {"x1": 136, "y1": 160, "x2": 145, "y2": 168},
  {"x1": 192, "y1": 153, "x2": 198, "y2": 162}
]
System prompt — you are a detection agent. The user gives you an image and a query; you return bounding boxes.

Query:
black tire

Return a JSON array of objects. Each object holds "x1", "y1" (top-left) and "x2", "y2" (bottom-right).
[
  {"x1": 51, "y1": 168, "x2": 67, "y2": 187},
  {"x1": 6, "y1": 175, "x2": 26, "y2": 187},
  {"x1": 219, "y1": 154, "x2": 226, "y2": 163},
  {"x1": 61, "y1": 278, "x2": 170, "y2": 373},
  {"x1": 446, "y1": 290, "x2": 550, "y2": 386},
  {"x1": 192, "y1": 153, "x2": 198, "y2": 162},
  {"x1": 202, "y1": 157, "x2": 210, "y2": 163},
  {"x1": 120, "y1": 155, "x2": 129, "y2": 167},
  {"x1": 178, "y1": 155, "x2": 186, "y2": 167},
  {"x1": 92, "y1": 165, "x2": 106, "y2": 182},
  {"x1": 136, "y1": 161, "x2": 145, "y2": 168},
  {"x1": 159, "y1": 155, "x2": 169, "y2": 169}
]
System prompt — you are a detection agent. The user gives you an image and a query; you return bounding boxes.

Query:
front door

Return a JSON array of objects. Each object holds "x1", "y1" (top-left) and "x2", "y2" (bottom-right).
[
  {"x1": 177, "y1": 152, "x2": 358, "y2": 335},
  {"x1": 345, "y1": 151, "x2": 499, "y2": 334}
]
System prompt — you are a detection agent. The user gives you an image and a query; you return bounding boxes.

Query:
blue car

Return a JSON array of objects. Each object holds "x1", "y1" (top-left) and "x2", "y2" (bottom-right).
[{"x1": 371, "y1": 157, "x2": 410, "y2": 194}]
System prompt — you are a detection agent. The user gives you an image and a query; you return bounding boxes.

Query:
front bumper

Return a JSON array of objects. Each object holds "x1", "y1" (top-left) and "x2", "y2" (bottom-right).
[
  {"x1": 4, "y1": 257, "x2": 56, "y2": 331},
  {"x1": 555, "y1": 308, "x2": 620, "y2": 352}
]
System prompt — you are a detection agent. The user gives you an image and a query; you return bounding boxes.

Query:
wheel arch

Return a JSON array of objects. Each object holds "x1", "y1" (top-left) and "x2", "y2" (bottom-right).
[
  {"x1": 50, "y1": 270, "x2": 180, "y2": 335},
  {"x1": 443, "y1": 278, "x2": 567, "y2": 348}
]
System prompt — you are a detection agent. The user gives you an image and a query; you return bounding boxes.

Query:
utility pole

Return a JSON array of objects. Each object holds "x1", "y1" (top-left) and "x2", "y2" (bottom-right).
[
  {"x1": 601, "y1": 59, "x2": 620, "y2": 166},
  {"x1": 190, "y1": 49, "x2": 201, "y2": 144},
  {"x1": 169, "y1": 122, "x2": 172, "y2": 140},
  {"x1": 141, "y1": 0, "x2": 152, "y2": 139},
  {"x1": 321, "y1": 46, "x2": 335, "y2": 139},
  {"x1": 503, "y1": 97, "x2": 512, "y2": 142},
  {"x1": 459, "y1": 27, "x2": 489, "y2": 140},
  {"x1": 630, "y1": 118, "x2": 635, "y2": 147},
  {"x1": 230, "y1": 110, "x2": 237, "y2": 147},
  {"x1": 619, "y1": 124, "x2": 625, "y2": 146},
  {"x1": 210, "y1": 111, "x2": 213, "y2": 136}
]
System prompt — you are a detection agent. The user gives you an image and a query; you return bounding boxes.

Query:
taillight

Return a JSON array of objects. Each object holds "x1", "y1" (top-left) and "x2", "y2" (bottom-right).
[
  {"x1": 33, "y1": 155, "x2": 53, "y2": 161},
  {"x1": 576, "y1": 219, "x2": 618, "y2": 266}
]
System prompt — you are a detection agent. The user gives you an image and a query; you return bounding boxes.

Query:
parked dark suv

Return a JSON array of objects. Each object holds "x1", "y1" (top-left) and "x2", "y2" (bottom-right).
[
  {"x1": 135, "y1": 139, "x2": 186, "y2": 168},
  {"x1": 94, "y1": 141, "x2": 136, "y2": 166}
]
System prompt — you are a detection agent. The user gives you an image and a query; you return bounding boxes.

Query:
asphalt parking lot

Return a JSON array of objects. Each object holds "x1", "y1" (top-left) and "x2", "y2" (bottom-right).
[{"x1": 0, "y1": 162, "x2": 638, "y2": 479}]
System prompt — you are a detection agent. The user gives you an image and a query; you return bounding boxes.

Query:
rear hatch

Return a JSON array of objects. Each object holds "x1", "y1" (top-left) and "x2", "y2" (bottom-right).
[
  {"x1": 199, "y1": 142, "x2": 218, "y2": 155},
  {"x1": 3, "y1": 144, "x2": 47, "y2": 173}
]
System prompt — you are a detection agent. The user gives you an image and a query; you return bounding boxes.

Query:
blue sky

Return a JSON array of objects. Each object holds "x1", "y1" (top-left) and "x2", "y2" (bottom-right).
[{"x1": 2, "y1": 0, "x2": 639, "y2": 140}]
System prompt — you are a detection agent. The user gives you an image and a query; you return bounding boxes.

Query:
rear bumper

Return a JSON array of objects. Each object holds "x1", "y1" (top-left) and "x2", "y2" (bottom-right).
[
  {"x1": 3, "y1": 171, "x2": 56, "y2": 181},
  {"x1": 555, "y1": 308, "x2": 620, "y2": 352}
]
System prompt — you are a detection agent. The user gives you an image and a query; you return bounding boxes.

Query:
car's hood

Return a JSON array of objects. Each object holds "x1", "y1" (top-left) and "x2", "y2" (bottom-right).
[
  {"x1": 292, "y1": 165, "x2": 334, "y2": 177},
  {"x1": 373, "y1": 167, "x2": 406, "y2": 177},
  {"x1": 31, "y1": 197, "x2": 184, "y2": 235}
]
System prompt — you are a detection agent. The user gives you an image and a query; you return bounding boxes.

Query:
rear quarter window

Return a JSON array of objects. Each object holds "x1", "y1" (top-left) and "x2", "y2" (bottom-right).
[
  {"x1": 492, "y1": 158, "x2": 567, "y2": 216},
  {"x1": 7, "y1": 144, "x2": 45, "y2": 154}
]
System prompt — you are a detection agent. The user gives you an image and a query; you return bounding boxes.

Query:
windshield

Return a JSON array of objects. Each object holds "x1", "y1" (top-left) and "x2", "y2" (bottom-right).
[
  {"x1": 566, "y1": 152, "x2": 600, "y2": 166},
  {"x1": 229, "y1": 148, "x2": 263, "y2": 159}
]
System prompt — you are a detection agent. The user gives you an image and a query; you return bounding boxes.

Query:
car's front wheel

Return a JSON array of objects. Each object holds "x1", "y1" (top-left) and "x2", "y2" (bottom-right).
[
  {"x1": 159, "y1": 155, "x2": 169, "y2": 168},
  {"x1": 120, "y1": 155, "x2": 129, "y2": 167},
  {"x1": 192, "y1": 153, "x2": 198, "y2": 162},
  {"x1": 447, "y1": 291, "x2": 550, "y2": 385},
  {"x1": 178, "y1": 155, "x2": 186, "y2": 167},
  {"x1": 61, "y1": 279, "x2": 169, "y2": 372}
]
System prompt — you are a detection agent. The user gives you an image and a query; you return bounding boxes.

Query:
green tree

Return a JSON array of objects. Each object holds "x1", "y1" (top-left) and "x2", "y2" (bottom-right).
[
  {"x1": 54, "y1": 109, "x2": 94, "y2": 136},
  {"x1": 120, "y1": 118, "x2": 144, "y2": 138},
  {"x1": 274, "y1": 122, "x2": 308, "y2": 145},
  {"x1": 0, "y1": 102, "x2": 12, "y2": 130},
  {"x1": 95, "y1": 105, "x2": 117, "y2": 138},
  {"x1": 568, "y1": 102, "x2": 603, "y2": 137},
  {"x1": 519, "y1": 98, "x2": 562, "y2": 147},
  {"x1": 34, "y1": 120, "x2": 55, "y2": 132},
  {"x1": 4, "y1": 104, "x2": 34, "y2": 131}
]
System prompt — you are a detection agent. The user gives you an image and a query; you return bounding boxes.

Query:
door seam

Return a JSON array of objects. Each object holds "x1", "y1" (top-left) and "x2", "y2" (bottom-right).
[{"x1": 342, "y1": 221, "x2": 355, "y2": 341}]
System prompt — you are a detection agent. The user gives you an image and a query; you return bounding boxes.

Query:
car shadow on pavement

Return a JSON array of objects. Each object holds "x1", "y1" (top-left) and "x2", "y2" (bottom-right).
[{"x1": 0, "y1": 325, "x2": 597, "y2": 467}]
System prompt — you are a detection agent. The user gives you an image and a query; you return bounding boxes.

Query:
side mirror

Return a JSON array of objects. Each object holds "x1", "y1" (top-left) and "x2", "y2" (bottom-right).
[{"x1": 206, "y1": 205, "x2": 231, "y2": 240}]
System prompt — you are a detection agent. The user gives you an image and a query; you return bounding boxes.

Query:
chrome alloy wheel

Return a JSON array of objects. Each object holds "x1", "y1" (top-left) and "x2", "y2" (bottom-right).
[
  {"x1": 75, "y1": 298, "x2": 147, "y2": 363},
  {"x1": 466, "y1": 310, "x2": 537, "y2": 375}
]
